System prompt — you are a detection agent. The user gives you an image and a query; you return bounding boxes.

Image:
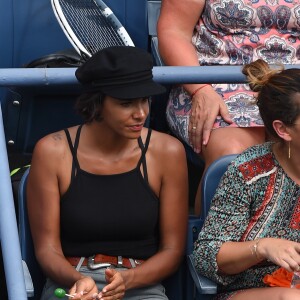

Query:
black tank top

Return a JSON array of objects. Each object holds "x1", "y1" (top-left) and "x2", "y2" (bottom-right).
[{"x1": 60, "y1": 125, "x2": 159, "y2": 259}]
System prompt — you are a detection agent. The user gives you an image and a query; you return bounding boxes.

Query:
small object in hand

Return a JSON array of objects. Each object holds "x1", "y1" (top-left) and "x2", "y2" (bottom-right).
[
  {"x1": 263, "y1": 267, "x2": 293, "y2": 288},
  {"x1": 54, "y1": 288, "x2": 74, "y2": 298},
  {"x1": 192, "y1": 126, "x2": 197, "y2": 130}
]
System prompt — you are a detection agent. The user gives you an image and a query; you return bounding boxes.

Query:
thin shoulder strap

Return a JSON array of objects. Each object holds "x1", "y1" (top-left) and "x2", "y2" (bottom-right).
[
  {"x1": 64, "y1": 125, "x2": 83, "y2": 179},
  {"x1": 137, "y1": 129, "x2": 152, "y2": 183},
  {"x1": 73, "y1": 125, "x2": 83, "y2": 155}
]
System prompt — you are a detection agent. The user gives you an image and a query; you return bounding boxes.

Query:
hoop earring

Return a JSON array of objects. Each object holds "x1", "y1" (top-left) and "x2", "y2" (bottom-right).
[{"x1": 288, "y1": 141, "x2": 291, "y2": 159}]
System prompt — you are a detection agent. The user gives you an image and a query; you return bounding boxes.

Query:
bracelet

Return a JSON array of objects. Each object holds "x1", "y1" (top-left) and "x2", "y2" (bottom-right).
[
  {"x1": 250, "y1": 239, "x2": 263, "y2": 261},
  {"x1": 190, "y1": 84, "x2": 211, "y2": 99}
]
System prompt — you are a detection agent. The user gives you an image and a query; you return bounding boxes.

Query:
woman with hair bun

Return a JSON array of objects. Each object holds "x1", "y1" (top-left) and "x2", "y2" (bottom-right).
[{"x1": 193, "y1": 59, "x2": 300, "y2": 299}]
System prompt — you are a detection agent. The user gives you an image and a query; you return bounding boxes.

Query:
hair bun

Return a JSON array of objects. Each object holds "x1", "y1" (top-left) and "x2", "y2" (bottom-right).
[{"x1": 242, "y1": 59, "x2": 283, "y2": 92}]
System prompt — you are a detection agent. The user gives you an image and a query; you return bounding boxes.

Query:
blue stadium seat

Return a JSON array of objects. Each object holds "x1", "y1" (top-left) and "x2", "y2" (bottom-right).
[
  {"x1": 4, "y1": 85, "x2": 84, "y2": 155},
  {"x1": 188, "y1": 154, "x2": 238, "y2": 300},
  {"x1": 18, "y1": 168, "x2": 44, "y2": 300},
  {"x1": 147, "y1": 0, "x2": 164, "y2": 66},
  {"x1": 0, "y1": 0, "x2": 148, "y2": 70},
  {"x1": 106, "y1": 0, "x2": 149, "y2": 50}
]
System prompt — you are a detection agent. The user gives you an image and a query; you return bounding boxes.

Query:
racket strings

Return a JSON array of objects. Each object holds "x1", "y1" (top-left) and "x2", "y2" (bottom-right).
[{"x1": 58, "y1": 0, "x2": 127, "y2": 56}]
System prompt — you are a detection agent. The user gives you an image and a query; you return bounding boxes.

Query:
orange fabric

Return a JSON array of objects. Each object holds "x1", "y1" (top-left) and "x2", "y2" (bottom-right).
[{"x1": 263, "y1": 267, "x2": 294, "y2": 288}]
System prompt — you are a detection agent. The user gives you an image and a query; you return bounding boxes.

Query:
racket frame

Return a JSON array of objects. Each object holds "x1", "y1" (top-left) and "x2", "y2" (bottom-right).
[{"x1": 51, "y1": 0, "x2": 134, "y2": 59}]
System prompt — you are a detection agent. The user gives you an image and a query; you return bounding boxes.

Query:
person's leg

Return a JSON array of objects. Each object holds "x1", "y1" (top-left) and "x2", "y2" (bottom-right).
[
  {"x1": 194, "y1": 127, "x2": 266, "y2": 215},
  {"x1": 202, "y1": 127, "x2": 266, "y2": 168},
  {"x1": 231, "y1": 287, "x2": 300, "y2": 300},
  {"x1": 41, "y1": 267, "x2": 168, "y2": 300},
  {"x1": 124, "y1": 282, "x2": 168, "y2": 299},
  {"x1": 40, "y1": 278, "x2": 69, "y2": 300}
]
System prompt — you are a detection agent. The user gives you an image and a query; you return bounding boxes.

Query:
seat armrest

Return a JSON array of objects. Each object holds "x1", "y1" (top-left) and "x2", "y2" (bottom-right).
[
  {"x1": 22, "y1": 260, "x2": 34, "y2": 297},
  {"x1": 147, "y1": 1, "x2": 165, "y2": 66},
  {"x1": 151, "y1": 37, "x2": 164, "y2": 66},
  {"x1": 187, "y1": 254, "x2": 217, "y2": 294},
  {"x1": 147, "y1": 0, "x2": 161, "y2": 36},
  {"x1": 186, "y1": 216, "x2": 203, "y2": 255}
]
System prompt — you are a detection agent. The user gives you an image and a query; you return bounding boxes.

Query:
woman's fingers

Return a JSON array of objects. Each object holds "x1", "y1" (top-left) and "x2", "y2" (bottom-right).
[
  {"x1": 281, "y1": 249, "x2": 300, "y2": 272},
  {"x1": 219, "y1": 101, "x2": 232, "y2": 125},
  {"x1": 189, "y1": 90, "x2": 225, "y2": 152},
  {"x1": 69, "y1": 276, "x2": 98, "y2": 300},
  {"x1": 98, "y1": 290, "x2": 124, "y2": 300},
  {"x1": 201, "y1": 100, "x2": 232, "y2": 146},
  {"x1": 189, "y1": 95, "x2": 208, "y2": 152},
  {"x1": 278, "y1": 256, "x2": 299, "y2": 273},
  {"x1": 262, "y1": 238, "x2": 300, "y2": 272},
  {"x1": 98, "y1": 269, "x2": 125, "y2": 300}
]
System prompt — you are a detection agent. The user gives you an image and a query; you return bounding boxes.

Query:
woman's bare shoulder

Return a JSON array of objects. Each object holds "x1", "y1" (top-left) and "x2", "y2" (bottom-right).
[
  {"x1": 147, "y1": 129, "x2": 188, "y2": 189},
  {"x1": 32, "y1": 129, "x2": 70, "y2": 163},
  {"x1": 148, "y1": 129, "x2": 186, "y2": 157}
]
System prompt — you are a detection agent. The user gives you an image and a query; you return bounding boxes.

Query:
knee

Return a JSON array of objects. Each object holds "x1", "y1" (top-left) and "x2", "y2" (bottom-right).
[
  {"x1": 213, "y1": 138, "x2": 246, "y2": 155},
  {"x1": 278, "y1": 288, "x2": 300, "y2": 300},
  {"x1": 203, "y1": 138, "x2": 245, "y2": 166},
  {"x1": 203, "y1": 128, "x2": 265, "y2": 166}
]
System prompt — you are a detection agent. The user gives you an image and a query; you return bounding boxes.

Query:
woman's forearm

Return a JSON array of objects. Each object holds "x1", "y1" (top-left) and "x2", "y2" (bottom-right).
[
  {"x1": 120, "y1": 248, "x2": 184, "y2": 290},
  {"x1": 36, "y1": 249, "x2": 84, "y2": 287},
  {"x1": 217, "y1": 240, "x2": 265, "y2": 275}
]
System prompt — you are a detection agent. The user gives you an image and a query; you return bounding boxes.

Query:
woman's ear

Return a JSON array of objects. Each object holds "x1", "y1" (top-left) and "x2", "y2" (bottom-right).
[{"x1": 273, "y1": 120, "x2": 292, "y2": 141}]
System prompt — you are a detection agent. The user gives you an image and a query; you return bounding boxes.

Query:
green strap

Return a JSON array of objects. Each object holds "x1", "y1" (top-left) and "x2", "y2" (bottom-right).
[
  {"x1": 10, "y1": 168, "x2": 21, "y2": 176},
  {"x1": 10, "y1": 165, "x2": 30, "y2": 177}
]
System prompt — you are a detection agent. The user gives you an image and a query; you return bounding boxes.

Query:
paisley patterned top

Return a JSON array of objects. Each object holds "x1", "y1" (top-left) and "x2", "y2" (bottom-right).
[
  {"x1": 166, "y1": 0, "x2": 300, "y2": 146},
  {"x1": 193, "y1": 142, "x2": 300, "y2": 299}
]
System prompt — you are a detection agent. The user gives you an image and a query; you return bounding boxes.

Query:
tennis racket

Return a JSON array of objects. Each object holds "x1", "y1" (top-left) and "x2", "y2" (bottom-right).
[{"x1": 51, "y1": 0, "x2": 135, "y2": 60}]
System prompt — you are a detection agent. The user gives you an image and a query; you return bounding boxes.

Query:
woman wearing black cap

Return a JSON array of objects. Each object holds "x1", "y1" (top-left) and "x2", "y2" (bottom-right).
[{"x1": 27, "y1": 46, "x2": 188, "y2": 300}]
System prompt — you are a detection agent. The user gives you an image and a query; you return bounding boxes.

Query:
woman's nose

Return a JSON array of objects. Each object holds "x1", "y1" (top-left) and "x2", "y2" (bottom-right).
[
  {"x1": 133, "y1": 108, "x2": 146, "y2": 119},
  {"x1": 133, "y1": 102, "x2": 148, "y2": 119}
]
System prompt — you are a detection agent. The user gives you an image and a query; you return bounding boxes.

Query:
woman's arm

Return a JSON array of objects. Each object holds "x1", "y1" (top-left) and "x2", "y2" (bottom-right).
[
  {"x1": 158, "y1": 0, "x2": 204, "y2": 67},
  {"x1": 27, "y1": 132, "x2": 98, "y2": 298},
  {"x1": 193, "y1": 161, "x2": 254, "y2": 283},
  {"x1": 157, "y1": 0, "x2": 231, "y2": 152},
  {"x1": 194, "y1": 161, "x2": 300, "y2": 282},
  {"x1": 157, "y1": 0, "x2": 205, "y2": 90},
  {"x1": 102, "y1": 132, "x2": 189, "y2": 294},
  {"x1": 218, "y1": 238, "x2": 300, "y2": 275}
]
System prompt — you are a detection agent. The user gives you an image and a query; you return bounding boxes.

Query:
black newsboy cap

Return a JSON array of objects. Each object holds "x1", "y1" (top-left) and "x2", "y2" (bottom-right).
[{"x1": 75, "y1": 46, "x2": 166, "y2": 99}]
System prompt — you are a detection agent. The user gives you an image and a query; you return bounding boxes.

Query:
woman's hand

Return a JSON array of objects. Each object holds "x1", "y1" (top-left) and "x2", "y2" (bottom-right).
[
  {"x1": 258, "y1": 238, "x2": 300, "y2": 272},
  {"x1": 188, "y1": 85, "x2": 232, "y2": 153},
  {"x1": 97, "y1": 269, "x2": 126, "y2": 300},
  {"x1": 69, "y1": 276, "x2": 98, "y2": 300}
]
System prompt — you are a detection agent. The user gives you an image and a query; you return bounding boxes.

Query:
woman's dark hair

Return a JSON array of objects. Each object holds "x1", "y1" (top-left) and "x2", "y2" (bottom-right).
[
  {"x1": 242, "y1": 59, "x2": 300, "y2": 138},
  {"x1": 75, "y1": 91, "x2": 105, "y2": 123}
]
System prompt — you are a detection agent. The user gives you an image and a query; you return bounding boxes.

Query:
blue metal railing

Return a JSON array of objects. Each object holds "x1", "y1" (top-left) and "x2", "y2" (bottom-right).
[
  {"x1": 0, "y1": 104, "x2": 28, "y2": 300},
  {"x1": 0, "y1": 65, "x2": 298, "y2": 87},
  {"x1": 0, "y1": 65, "x2": 298, "y2": 299}
]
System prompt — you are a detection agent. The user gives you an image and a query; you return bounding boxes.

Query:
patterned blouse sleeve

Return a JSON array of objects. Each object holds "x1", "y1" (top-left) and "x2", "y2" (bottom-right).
[{"x1": 192, "y1": 160, "x2": 252, "y2": 285}]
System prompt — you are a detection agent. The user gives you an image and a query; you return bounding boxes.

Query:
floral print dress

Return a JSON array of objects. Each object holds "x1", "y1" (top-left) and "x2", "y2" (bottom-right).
[
  {"x1": 193, "y1": 142, "x2": 300, "y2": 299},
  {"x1": 166, "y1": 0, "x2": 300, "y2": 146}
]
